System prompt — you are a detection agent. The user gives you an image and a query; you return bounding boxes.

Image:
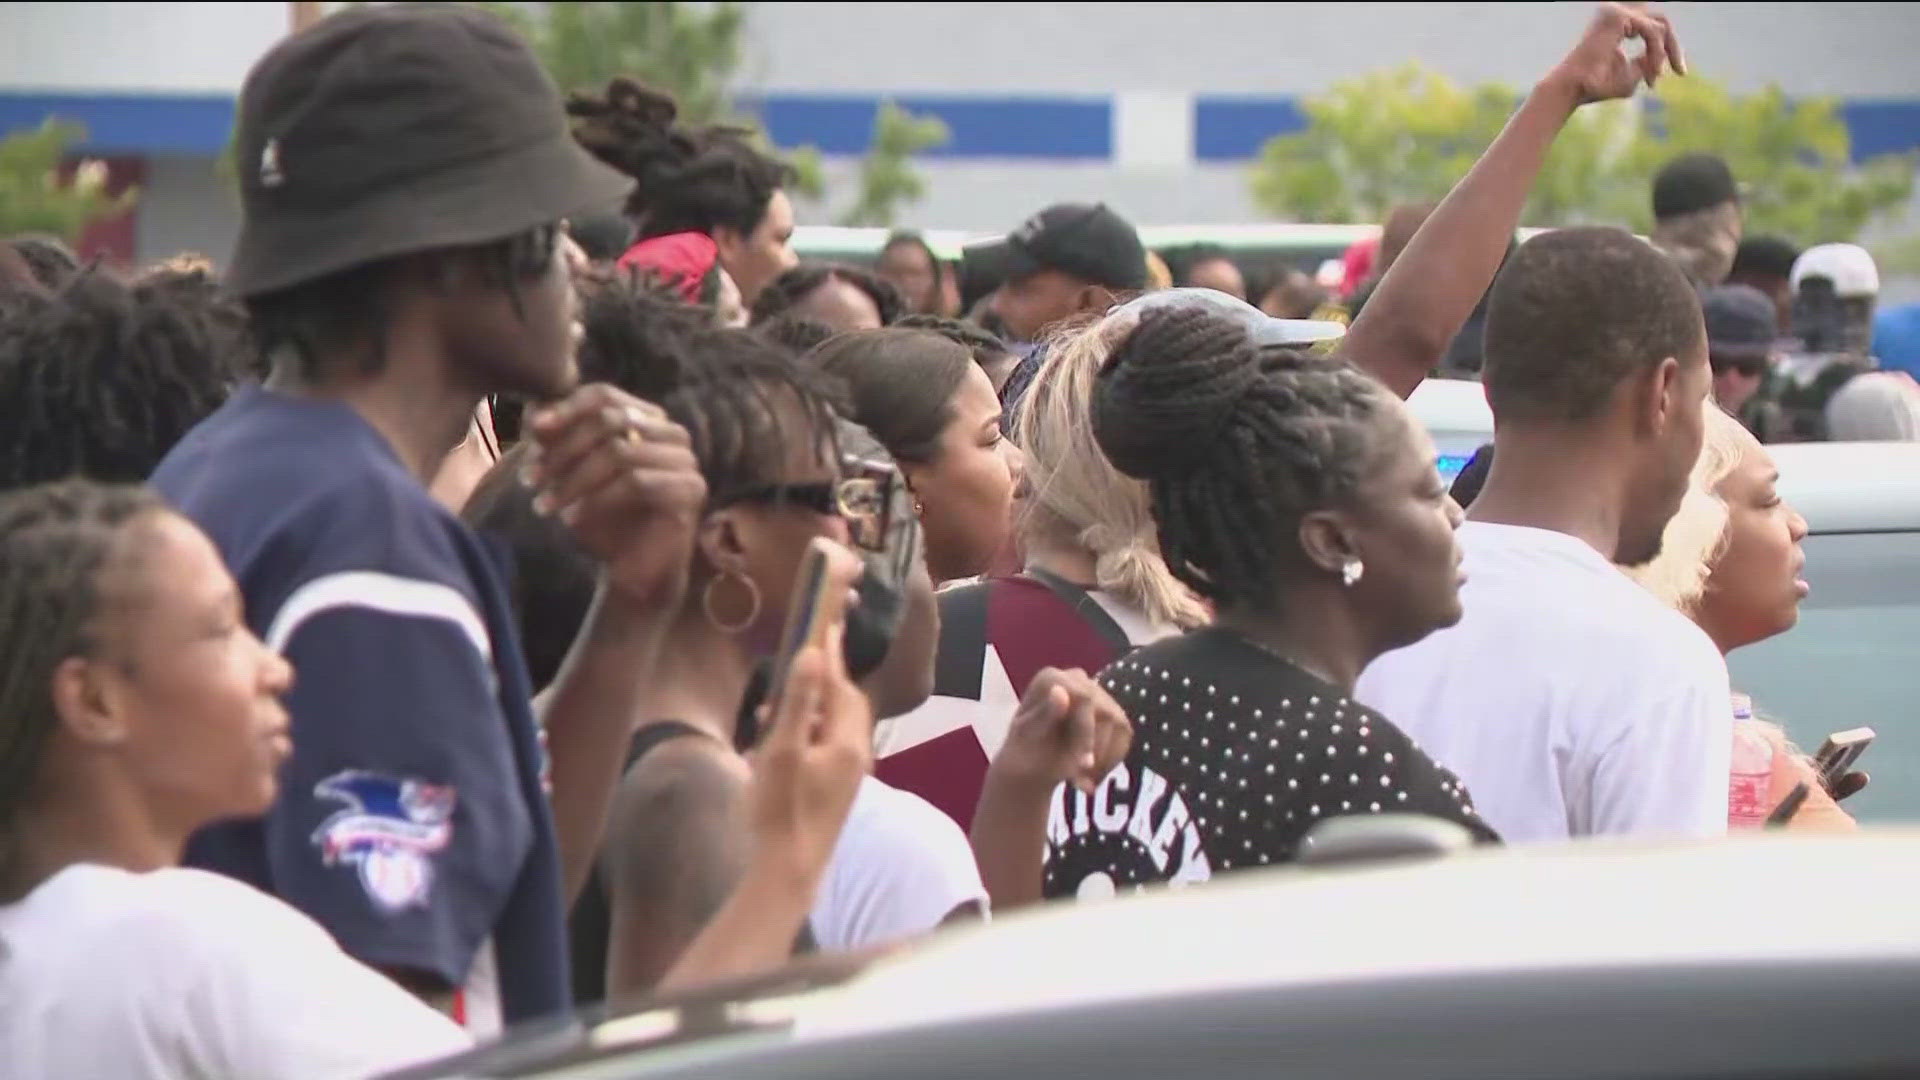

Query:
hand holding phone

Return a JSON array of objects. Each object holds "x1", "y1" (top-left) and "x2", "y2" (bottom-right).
[
  {"x1": 767, "y1": 537, "x2": 867, "y2": 717},
  {"x1": 748, "y1": 537, "x2": 872, "y2": 885},
  {"x1": 1812, "y1": 727, "x2": 1875, "y2": 801}
]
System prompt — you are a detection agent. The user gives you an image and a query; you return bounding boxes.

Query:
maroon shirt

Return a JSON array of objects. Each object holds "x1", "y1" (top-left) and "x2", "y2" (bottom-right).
[{"x1": 875, "y1": 574, "x2": 1139, "y2": 830}]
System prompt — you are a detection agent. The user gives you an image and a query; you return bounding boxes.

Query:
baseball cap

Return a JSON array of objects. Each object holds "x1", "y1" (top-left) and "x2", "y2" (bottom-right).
[
  {"x1": 996, "y1": 203, "x2": 1149, "y2": 292},
  {"x1": 1112, "y1": 287, "x2": 1346, "y2": 347},
  {"x1": 225, "y1": 3, "x2": 631, "y2": 297},
  {"x1": 1701, "y1": 284, "x2": 1778, "y2": 363},
  {"x1": 1652, "y1": 154, "x2": 1739, "y2": 221},
  {"x1": 1791, "y1": 243, "x2": 1880, "y2": 299}
]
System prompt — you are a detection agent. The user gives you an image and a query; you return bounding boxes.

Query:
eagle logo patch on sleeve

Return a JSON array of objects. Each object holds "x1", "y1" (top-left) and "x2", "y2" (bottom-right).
[{"x1": 312, "y1": 770, "x2": 457, "y2": 913}]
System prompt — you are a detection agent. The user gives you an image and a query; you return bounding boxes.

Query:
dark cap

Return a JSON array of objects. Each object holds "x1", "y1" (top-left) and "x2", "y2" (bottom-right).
[
  {"x1": 1702, "y1": 284, "x2": 1778, "y2": 362},
  {"x1": 999, "y1": 203, "x2": 1147, "y2": 292},
  {"x1": 226, "y1": 3, "x2": 631, "y2": 297},
  {"x1": 1652, "y1": 154, "x2": 1739, "y2": 221}
]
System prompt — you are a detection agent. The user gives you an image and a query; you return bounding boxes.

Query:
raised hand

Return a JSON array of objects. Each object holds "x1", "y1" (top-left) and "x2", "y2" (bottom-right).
[
  {"x1": 993, "y1": 667, "x2": 1132, "y2": 795},
  {"x1": 524, "y1": 383, "x2": 707, "y2": 610},
  {"x1": 1545, "y1": 2, "x2": 1686, "y2": 106}
]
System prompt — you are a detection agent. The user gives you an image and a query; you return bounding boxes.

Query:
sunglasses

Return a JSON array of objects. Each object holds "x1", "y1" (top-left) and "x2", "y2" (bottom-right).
[{"x1": 726, "y1": 458, "x2": 906, "y2": 557}]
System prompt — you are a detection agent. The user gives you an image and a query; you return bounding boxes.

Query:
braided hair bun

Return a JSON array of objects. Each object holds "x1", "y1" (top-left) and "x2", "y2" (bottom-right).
[
  {"x1": 1090, "y1": 306, "x2": 1392, "y2": 604},
  {"x1": 568, "y1": 78, "x2": 794, "y2": 241},
  {"x1": 1089, "y1": 306, "x2": 1262, "y2": 480}
]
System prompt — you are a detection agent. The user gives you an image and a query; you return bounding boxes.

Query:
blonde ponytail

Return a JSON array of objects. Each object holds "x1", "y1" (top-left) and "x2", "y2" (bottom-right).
[{"x1": 1014, "y1": 317, "x2": 1209, "y2": 630}]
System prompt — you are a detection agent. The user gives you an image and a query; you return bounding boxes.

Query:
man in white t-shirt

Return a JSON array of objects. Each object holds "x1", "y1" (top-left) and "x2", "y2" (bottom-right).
[{"x1": 1360, "y1": 227, "x2": 1731, "y2": 843}]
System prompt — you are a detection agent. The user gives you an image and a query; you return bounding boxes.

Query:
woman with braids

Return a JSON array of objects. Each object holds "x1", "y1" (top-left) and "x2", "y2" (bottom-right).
[
  {"x1": 463, "y1": 278, "x2": 984, "y2": 1002},
  {"x1": 749, "y1": 262, "x2": 906, "y2": 333},
  {"x1": 148, "y1": 5, "x2": 854, "y2": 1033},
  {"x1": 0, "y1": 480, "x2": 471, "y2": 1078},
  {"x1": 811, "y1": 328, "x2": 1021, "y2": 586},
  {"x1": 1034, "y1": 302, "x2": 1497, "y2": 902},
  {"x1": 571, "y1": 76, "x2": 798, "y2": 305}
]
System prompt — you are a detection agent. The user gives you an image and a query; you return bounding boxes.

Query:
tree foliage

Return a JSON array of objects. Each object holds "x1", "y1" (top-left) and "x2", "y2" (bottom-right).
[
  {"x1": 0, "y1": 120, "x2": 136, "y2": 240},
  {"x1": 491, "y1": 1, "x2": 947, "y2": 218},
  {"x1": 836, "y1": 102, "x2": 951, "y2": 227},
  {"x1": 1251, "y1": 64, "x2": 1916, "y2": 245}
]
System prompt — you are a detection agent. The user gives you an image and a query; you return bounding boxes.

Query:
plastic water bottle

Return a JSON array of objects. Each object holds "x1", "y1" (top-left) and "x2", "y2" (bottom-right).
[{"x1": 1727, "y1": 694, "x2": 1774, "y2": 829}]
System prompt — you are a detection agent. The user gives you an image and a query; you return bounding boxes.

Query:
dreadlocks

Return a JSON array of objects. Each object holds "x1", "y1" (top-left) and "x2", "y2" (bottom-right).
[
  {"x1": 569, "y1": 77, "x2": 794, "y2": 241},
  {"x1": 476, "y1": 276, "x2": 845, "y2": 690},
  {"x1": 1090, "y1": 306, "x2": 1391, "y2": 607},
  {"x1": 245, "y1": 226, "x2": 560, "y2": 380},
  {"x1": 0, "y1": 269, "x2": 249, "y2": 489},
  {"x1": 575, "y1": 274, "x2": 843, "y2": 504},
  {"x1": 0, "y1": 480, "x2": 168, "y2": 898}
]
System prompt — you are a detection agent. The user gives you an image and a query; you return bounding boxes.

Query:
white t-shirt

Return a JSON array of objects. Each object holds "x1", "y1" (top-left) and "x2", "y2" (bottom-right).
[
  {"x1": 1356, "y1": 522, "x2": 1732, "y2": 843},
  {"x1": 809, "y1": 777, "x2": 989, "y2": 952},
  {"x1": 0, "y1": 864, "x2": 471, "y2": 1080}
]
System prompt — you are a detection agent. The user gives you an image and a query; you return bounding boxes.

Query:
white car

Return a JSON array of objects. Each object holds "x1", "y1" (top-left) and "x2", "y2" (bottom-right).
[
  {"x1": 1406, "y1": 377, "x2": 1493, "y2": 481},
  {"x1": 390, "y1": 833, "x2": 1920, "y2": 1079}
]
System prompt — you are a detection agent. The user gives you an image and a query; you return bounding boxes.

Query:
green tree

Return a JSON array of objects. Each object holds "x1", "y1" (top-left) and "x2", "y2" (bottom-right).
[
  {"x1": 836, "y1": 102, "x2": 951, "y2": 227},
  {"x1": 1630, "y1": 79, "x2": 1915, "y2": 244},
  {"x1": 1250, "y1": 64, "x2": 1915, "y2": 246},
  {"x1": 0, "y1": 119, "x2": 136, "y2": 239},
  {"x1": 486, "y1": 1, "x2": 829, "y2": 195}
]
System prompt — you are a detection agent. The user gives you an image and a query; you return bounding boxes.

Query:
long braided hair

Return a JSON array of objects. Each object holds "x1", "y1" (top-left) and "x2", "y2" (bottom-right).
[
  {"x1": 1090, "y1": 306, "x2": 1391, "y2": 607},
  {"x1": 0, "y1": 480, "x2": 167, "y2": 899}
]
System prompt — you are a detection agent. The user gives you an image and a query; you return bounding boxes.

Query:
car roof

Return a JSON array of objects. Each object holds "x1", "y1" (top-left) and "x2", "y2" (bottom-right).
[
  {"x1": 777, "y1": 834, "x2": 1920, "y2": 1042},
  {"x1": 791, "y1": 224, "x2": 1563, "y2": 265},
  {"x1": 1769, "y1": 440, "x2": 1920, "y2": 533},
  {"x1": 790, "y1": 226, "x2": 983, "y2": 263},
  {"x1": 1407, "y1": 378, "x2": 1493, "y2": 440}
]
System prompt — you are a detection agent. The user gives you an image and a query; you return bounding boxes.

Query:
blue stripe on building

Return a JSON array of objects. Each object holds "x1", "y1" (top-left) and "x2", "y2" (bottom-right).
[
  {"x1": 747, "y1": 94, "x2": 1111, "y2": 159},
  {"x1": 2, "y1": 90, "x2": 1915, "y2": 163},
  {"x1": 1193, "y1": 98, "x2": 1308, "y2": 161},
  {"x1": 0, "y1": 92, "x2": 233, "y2": 155}
]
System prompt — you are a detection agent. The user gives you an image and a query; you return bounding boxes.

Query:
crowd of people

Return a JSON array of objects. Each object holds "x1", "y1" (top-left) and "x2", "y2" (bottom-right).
[{"x1": 0, "y1": 3, "x2": 1892, "y2": 1077}]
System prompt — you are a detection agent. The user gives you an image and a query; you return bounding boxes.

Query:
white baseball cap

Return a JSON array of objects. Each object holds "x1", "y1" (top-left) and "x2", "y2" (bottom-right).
[
  {"x1": 1112, "y1": 287, "x2": 1347, "y2": 346},
  {"x1": 1791, "y1": 243, "x2": 1880, "y2": 298}
]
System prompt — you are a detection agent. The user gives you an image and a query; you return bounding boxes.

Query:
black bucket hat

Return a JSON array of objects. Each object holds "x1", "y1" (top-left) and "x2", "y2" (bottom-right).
[{"x1": 225, "y1": 3, "x2": 631, "y2": 298}]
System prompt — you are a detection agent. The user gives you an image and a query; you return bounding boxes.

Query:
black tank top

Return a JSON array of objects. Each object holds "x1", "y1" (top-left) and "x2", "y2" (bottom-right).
[{"x1": 566, "y1": 720, "x2": 816, "y2": 1008}]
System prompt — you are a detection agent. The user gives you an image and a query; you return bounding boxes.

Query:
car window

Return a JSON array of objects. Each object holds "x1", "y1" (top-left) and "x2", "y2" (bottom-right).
[{"x1": 1727, "y1": 530, "x2": 1920, "y2": 823}]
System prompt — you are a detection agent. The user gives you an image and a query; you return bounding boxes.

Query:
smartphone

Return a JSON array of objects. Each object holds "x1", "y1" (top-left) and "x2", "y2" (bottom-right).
[
  {"x1": 1811, "y1": 727, "x2": 1875, "y2": 790},
  {"x1": 766, "y1": 538, "x2": 859, "y2": 714}
]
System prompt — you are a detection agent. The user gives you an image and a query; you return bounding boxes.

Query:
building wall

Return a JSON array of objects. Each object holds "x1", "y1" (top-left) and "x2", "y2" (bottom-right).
[{"x1": 4, "y1": 1, "x2": 1919, "y2": 257}]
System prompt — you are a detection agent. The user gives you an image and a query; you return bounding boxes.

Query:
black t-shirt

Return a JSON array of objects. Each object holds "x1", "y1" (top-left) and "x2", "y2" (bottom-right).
[{"x1": 1043, "y1": 629, "x2": 1498, "y2": 900}]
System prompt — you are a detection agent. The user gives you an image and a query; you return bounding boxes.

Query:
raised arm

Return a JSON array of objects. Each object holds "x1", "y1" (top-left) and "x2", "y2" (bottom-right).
[
  {"x1": 1341, "y1": 2, "x2": 1686, "y2": 398},
  {"x1": 525, "y1": 384, "x2": 707, "y2": 903},
  {"x1": 971, "y1": 668, "x2": 1131, "y2": 912}
]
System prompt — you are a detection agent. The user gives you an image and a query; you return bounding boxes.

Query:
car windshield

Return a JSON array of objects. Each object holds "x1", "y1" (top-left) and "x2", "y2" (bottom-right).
[{"x1": 1727, "y1": 530, "x2": 1920, "y2": 823}]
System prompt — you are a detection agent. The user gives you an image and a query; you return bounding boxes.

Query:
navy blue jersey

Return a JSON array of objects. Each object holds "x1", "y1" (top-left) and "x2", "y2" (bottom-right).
[{"x1": 152, "y1": 386, "x2": 568, "y2": 1033}]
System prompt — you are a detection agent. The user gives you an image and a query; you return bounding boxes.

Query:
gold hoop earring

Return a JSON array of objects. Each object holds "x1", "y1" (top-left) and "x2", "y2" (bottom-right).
[{"x1": 702, "y1": 571, "x2": 761, "y2": 634}]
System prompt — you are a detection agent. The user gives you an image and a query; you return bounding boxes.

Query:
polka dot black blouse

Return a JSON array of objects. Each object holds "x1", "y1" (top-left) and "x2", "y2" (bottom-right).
[{"x1": 1043, "y1": 628, "x2": 1499, "y2": 901}]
